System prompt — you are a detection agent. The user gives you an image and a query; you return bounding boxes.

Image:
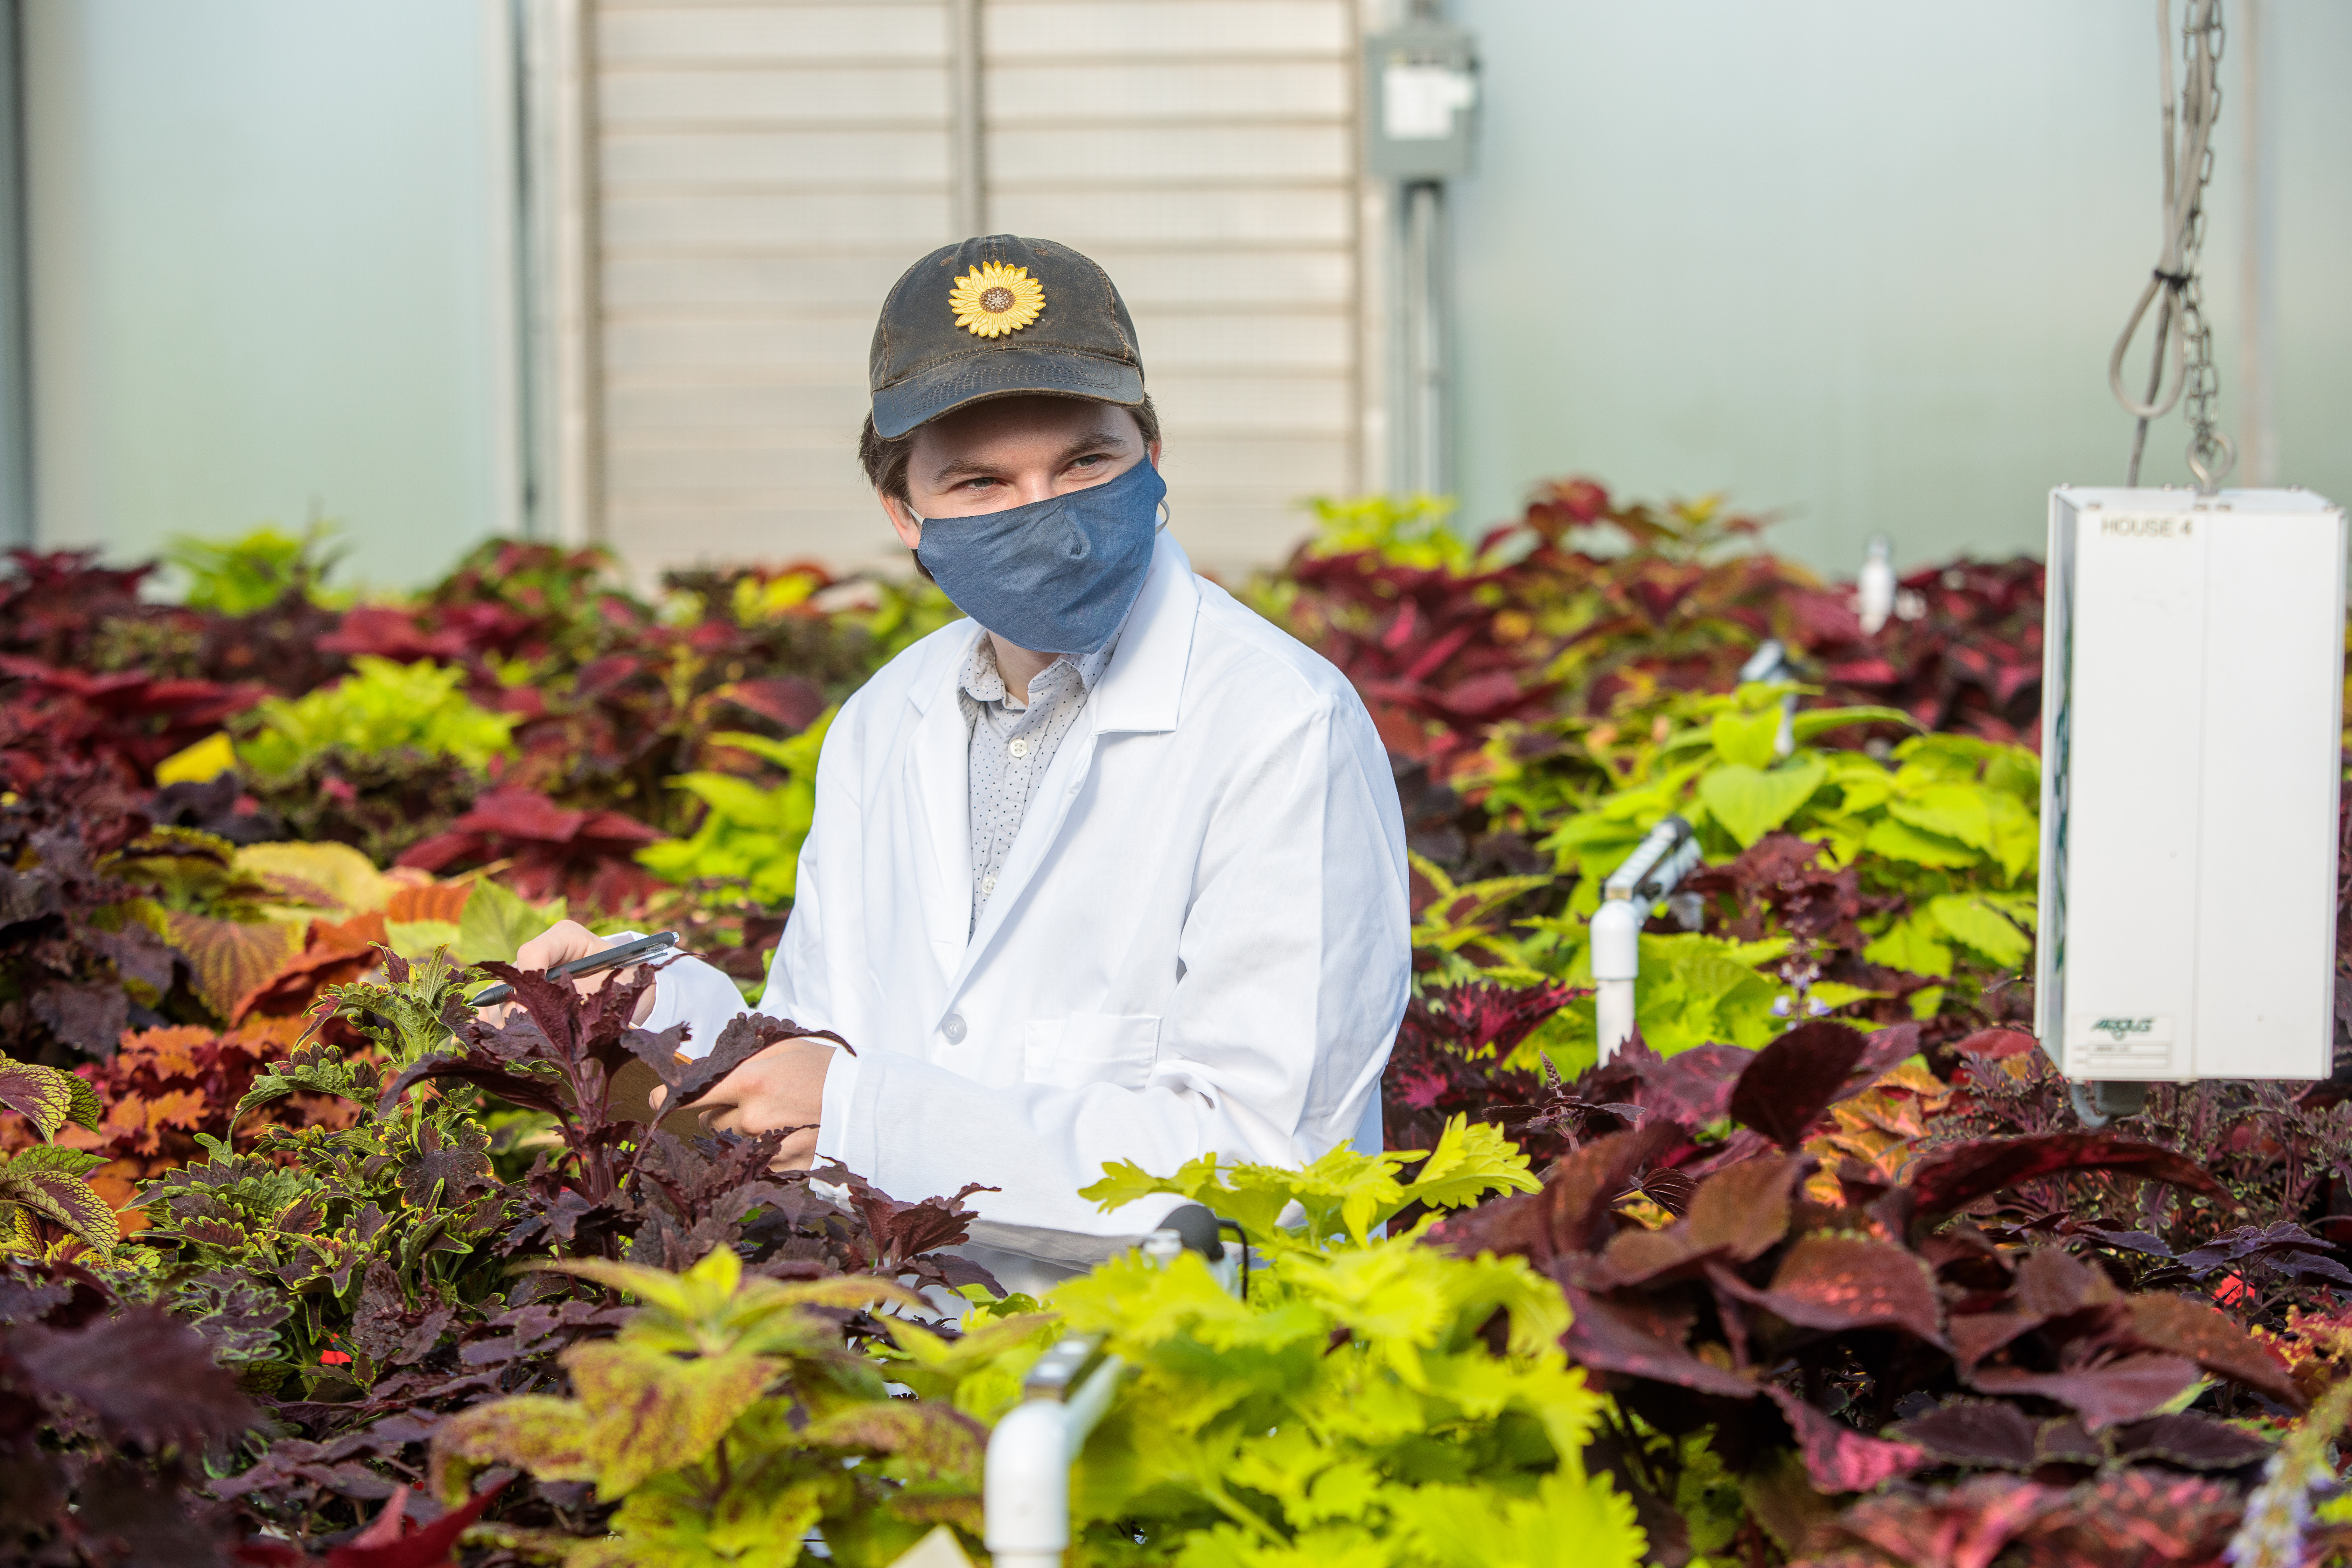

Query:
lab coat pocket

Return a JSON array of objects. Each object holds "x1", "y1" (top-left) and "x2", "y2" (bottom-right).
[{"x1": 1024, "y1": 1012, "x2": 1162, "y2": 1091}]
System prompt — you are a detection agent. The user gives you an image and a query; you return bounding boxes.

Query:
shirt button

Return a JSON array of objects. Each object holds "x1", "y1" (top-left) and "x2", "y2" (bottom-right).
[
  {"x1": 942, "y1": 1013, "x2": 967, "y2": 1044},
  {"x1": 981, "y1": 875, "x2": 996, "y2": 896},
  {"x1": 1009, "y1": 736, "x2": 1029, "y2": 758}
]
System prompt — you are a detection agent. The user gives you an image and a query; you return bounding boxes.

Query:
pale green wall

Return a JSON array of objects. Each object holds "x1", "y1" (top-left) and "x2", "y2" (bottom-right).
[
  {"x1": 23, "y1": 0, "x2": 517, "y2": 588},
  {"x1": 1446, "y1": 0, "x2": 2352, "y2": 571}
]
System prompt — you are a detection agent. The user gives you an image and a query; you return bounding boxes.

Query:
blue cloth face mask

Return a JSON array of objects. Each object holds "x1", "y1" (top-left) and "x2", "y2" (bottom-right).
[{"x1": 912, "y1": 456, "x2": 1166, "y2": 654}]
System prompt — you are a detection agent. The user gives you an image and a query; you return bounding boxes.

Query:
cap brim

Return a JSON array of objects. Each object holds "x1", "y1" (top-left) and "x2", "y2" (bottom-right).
[{"x1": 872, "y1": 346, "x2": 1146, "y2": 439}]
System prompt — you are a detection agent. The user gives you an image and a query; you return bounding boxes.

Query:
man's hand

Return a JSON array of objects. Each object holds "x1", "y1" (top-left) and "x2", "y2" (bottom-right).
[
  {"x1": 488, "y1": 920, "x2": 658, "y2": 1026},
  {"x1": 650, "y1": 1038, "x2": 836, "y2": 1171}
]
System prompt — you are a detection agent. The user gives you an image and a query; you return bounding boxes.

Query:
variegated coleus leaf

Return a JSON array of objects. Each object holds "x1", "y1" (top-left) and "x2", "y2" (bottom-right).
[
  {"x1": 0, "y1": 1144, "x2": 117, "y2": 1255},
  {"x1": 0, "y1": 1050, "x2": 102, "y2": 1142}
]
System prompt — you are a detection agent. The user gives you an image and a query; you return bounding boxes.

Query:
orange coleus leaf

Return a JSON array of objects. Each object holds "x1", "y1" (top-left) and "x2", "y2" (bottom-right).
[
  {"x1": 96, "y1": 1089, "x2": 209, "y2": 1156},
  {"x1": 114, "y1": 1024, "x2": 218, "y2": 1082},
  {"x1": 384, "y1": 881, "x2": 470, "y2": 926},
  {"x1": 234, "y1": 912, "x2": 388, "y2": 1023},
  {"x1": 85, "y1": 1157, "x2": 151, "y2": 1236}
]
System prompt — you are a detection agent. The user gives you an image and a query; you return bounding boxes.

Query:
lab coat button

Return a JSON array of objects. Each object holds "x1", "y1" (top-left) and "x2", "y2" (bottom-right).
[{"x1": 942, "y1": 1013, "x2": 967, "y2": 1043}]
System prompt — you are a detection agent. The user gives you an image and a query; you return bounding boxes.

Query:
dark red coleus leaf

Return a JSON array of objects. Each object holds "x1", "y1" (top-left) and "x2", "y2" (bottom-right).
[
  {"x1": 625, "y1": 1009, "x2": 853, "y2": 1118},
  {"x1": 1556, "y1": 1286, "x2": 1756, "y2": 1398},
  {"x1": 719, "y1": 676, "x2": 827, "y2": 733},
  {"x1": 1628, "y1": 1040, "x2": 1755, "y2": 1127},
  {"x1": 1727, "y1": 1020, "x2": 1870, "y2": 1148},
  {"x1": 1967, "y1": 1353, "x2": 2200, "y2": 1430},
  {"x1": 2009, "y1": 1466, "x2": 2238, "y2": 1568},
  {"x1": 14, "y1": 1305, "x2": 253, "y2": 1448},
  {"x1": 1816, "y1": 1472, "x2": 2063, "y2": 1568},
  {"x1": 2123, "y1": 1293, "x2": 2304, "y2": 1410},
  {"x1": 2106, "y1": 1412, "x2": 2271, "y2": 1471},
  {"x1": 1895, "y1": 1399, "x2": 2040, "y2": 1470},
  {"x1": 1762, "y1": 1382, "x2": 1925, "y2": 1493},
  {"x1": 1902, "y1": 1133, "x2": 2230, "y2": 1222},
  {"x1": 1722, "y1": 1232, "x2": 1945, "y2": 1345},
  {"x1": 822, "y1": 1163, "x2": 995, "y2": 1265},
  {"x1": 318, "y1": 606, "x2": 471, "y2": 662}
]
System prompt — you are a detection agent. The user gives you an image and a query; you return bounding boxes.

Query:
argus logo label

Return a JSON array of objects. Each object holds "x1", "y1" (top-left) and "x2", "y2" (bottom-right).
[{"x1": 2069, "y1": 1013, "x2": 2174, "y2": 1067}]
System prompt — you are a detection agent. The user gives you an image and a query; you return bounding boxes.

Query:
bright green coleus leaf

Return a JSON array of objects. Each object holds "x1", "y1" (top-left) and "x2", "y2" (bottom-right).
[
  {"x1": 1788, "y1": 704, "x2": 1920, "y2": 744},
  {"x1": 1924, "y1": 892, "x2": 2034, "y2": 968},
  {"x1": 1860, "y1": 816, "x2": 1980, "y2": 870},
  {"x1": 1863, "y1": 911, "x2": 1954, "y2": 979},
  {"x1": 1696, "y1": 756, "x2": 1827, "y2": 847},
  {"x1": 1886, "y1": 782, "x2": 1995, "y2": 852},
  {"x1": 1399, "y1": 1117, "x2": 1541, "y2": 1215},
  {"x1": 455, "y1": 877, "x2": 567, "y2": 966},
  {"x1": 1390, "y1": 1466, "x2": 1650, "y2": 1568},
  {"x1": 1709, "y1": 706, "x2": 1783, "y2": 769},
  {"x1": 239, "y1": 655, "x2": 520, "y2": 777}
]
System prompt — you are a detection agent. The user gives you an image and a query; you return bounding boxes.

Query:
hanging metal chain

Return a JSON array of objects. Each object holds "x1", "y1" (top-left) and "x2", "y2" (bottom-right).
[{"x1": 2109, "y1": 0, "x2": 2237, "y2": 492}]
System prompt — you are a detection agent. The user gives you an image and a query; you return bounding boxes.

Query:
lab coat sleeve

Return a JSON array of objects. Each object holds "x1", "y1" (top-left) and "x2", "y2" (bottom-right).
[
  {"x1": 638, "y1": 727, "x2": 859, "y2": 1113},
  {"x1": 825, "y1": 697, "x2": 1411, "y2": 1243}
]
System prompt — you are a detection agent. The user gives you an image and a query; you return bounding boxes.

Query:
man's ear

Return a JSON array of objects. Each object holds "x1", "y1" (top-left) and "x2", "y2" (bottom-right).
[
  {"x1": 880, "y1": 491, "x2": 922, "y2": 550},
  {"x1": 1147, "y1": 440, "x2": 1162, "y2": 467}
]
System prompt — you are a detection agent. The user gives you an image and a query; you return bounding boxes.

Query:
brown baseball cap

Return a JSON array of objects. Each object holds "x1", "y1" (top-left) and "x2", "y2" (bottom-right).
[{"x1": 868, "y1": 234, "x2": 1147, "y2": 439}]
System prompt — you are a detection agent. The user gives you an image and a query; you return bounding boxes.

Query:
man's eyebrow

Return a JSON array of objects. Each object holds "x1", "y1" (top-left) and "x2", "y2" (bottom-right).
[{"x1": 928, "y1": 456, "x2": 999, "y2": 483}]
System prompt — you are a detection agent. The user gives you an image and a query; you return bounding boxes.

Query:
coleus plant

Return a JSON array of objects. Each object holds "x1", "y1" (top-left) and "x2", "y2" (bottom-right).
[
  {"x1": 0, "y1": 1253, "x2": 258, "y2": 1567},
  {"x1": 0, "y1": 1048, "x2": 112, "y2": 1258},
  {"x1": 1456, "y1": 680, "x2": 2039, "y2": 1055},
  {"x1": 1034, "y1": 1116, "x2": 1643, "y2": 1566},
  {"x1": 0, "y1": 765, "x2": 183, "y2": 1062},
  {"x1": 1440, "y1": 1020, "x2": 2311, "y2": 1564},
  {"x1": 428, "y1": 1245, "x2": 1026, "y2": 1567},
  {"x1": 138, "y1": 944, "x2": 1002, "y2": 1545}
]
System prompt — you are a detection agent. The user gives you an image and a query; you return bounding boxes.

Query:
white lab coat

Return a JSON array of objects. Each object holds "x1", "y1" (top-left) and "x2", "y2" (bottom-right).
[{"x1": 643, "y1": 530, "x2": 1411, "y2": 1275}]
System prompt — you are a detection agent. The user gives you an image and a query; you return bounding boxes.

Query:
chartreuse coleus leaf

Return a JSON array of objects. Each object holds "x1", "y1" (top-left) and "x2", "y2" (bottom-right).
[
  {"x1": 1043, "y1": 1227, "x2": 1639, "y2": 1566},
  {"x1": 1082, "y1": 1113, "x2": 1538, "y2": 1252},
  {"x1": 1697, "y1": 756, "x2": 1829, "y2": 848},
  {"x1": 454, "y1": 876, "x2": 566, "y2": 966},
  {"x1": 0, "y1": 1050, "x2": 102, "y2": 1141},
  {"x1": 0, "y1": 1144, "x2": 116, "y2": 1256}
]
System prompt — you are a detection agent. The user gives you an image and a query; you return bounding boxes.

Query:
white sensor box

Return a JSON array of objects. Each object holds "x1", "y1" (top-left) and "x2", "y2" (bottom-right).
[{"x1": 2036, "y1": 486, "x2": 2346, "y2": 1081}]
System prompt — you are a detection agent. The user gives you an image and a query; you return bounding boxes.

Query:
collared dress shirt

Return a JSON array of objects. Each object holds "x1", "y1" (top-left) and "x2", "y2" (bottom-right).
[{"x1": 958, "y1": 630, "x2": 1118, "y2": 935}]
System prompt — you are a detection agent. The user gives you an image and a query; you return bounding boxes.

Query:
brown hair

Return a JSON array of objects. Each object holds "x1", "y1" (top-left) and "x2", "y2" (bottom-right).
[{"x1": 858, "y1": 394, "x2": 1160, "y2": 506}]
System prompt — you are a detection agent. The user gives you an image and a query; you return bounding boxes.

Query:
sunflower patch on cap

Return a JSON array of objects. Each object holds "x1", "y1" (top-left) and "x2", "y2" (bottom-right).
[{"x1": 949, "y1": 262, "x2": 1045, "y2": 338}]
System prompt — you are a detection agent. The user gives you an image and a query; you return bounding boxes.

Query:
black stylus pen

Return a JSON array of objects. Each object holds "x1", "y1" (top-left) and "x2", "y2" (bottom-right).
[{"x1": 468, "y1": 930, "x2": 680, "y2": 1008}]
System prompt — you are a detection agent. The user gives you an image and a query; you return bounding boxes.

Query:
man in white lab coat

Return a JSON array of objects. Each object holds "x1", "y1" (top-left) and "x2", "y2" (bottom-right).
[{"x1": 520, "y1": 236, "x2": 1411, "y2": 1284}]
